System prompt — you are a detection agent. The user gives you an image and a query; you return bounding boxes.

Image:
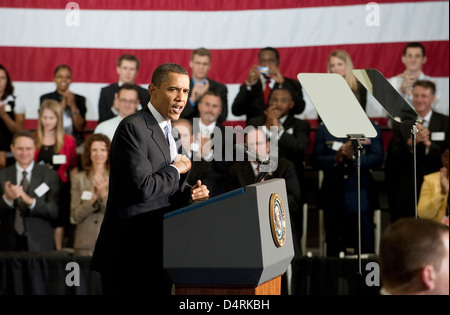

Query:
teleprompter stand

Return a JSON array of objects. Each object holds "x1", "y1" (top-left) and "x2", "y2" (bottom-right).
[
  {"x1": 298, "y1": 73, "x2": 378, "y2": 291},
  {"x1": 353, "y1": 69, "x2": 423, "y2": 218}
]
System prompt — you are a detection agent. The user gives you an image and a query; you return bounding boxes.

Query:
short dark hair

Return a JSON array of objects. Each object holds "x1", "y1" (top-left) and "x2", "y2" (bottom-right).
[
  {"x1": 413, "y1": 80, "x2": 436, "y2": 95},
  {"x1": 53, "y1": 64, "x2": 72, "y2": 77},
  {"x1": 151, "y1": 63, "x2": 189, "y2": 87},
  {"x1": 117, "y1": 54, "x2": 141, "y2": 69},
  {"x1": 379, "y1": 218, "x2": 448, "y2": 292},
  {"x1": 269, "y1": 86, "x2": 293, "y2": 100},
  {"x1": 117, "y1": 83, "x2": 140, "y2": 100},
  {"x1": 403, "y1": 42, "x2": 426, "y2": 57},
  {"x1": 12, "y1": 130, "x2": 36, "y2": 146},
  {"x1": 0, "y1": 64, "x2": 14, "y2": 99},
  {"x1": 198, "y1": 90, "x2": 221, "y2": 105},
  {"x1": 191, "y1": 47, "x2": 212, "y2": 60},
  {"x1": 258, "y1": 47, "x2": 280, "y2": 63}
]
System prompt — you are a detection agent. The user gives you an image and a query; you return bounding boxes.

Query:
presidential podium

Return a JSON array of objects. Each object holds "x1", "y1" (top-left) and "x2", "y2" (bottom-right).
[{"x1": 163, "y1": 178, "x2": 295, "y2": 295}]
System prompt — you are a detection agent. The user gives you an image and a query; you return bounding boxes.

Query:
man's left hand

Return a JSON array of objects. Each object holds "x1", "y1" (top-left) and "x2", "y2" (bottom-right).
[{"x1": 191, "y1": 180, "x2": 209, "y2": 202}]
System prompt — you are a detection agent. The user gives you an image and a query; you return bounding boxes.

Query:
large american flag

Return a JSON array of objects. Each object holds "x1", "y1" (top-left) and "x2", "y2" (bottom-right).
[{"x1": 0, "y1": 0, "x2": 448, "y2": 130}]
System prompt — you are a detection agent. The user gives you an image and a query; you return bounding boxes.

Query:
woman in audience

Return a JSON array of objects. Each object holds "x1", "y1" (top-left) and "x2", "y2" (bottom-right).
[
  {"x1": 35, "y1": 99, "x2": 78, "y2": 250},
  {"x1": 40, "y1": 64, "x2": 87, "y2": 149},
  {"x1": 0, "y1": 65, "x2": 25, "y2": 169},
  {"x1": 418, "y1": 145, "x2": 449, "y2": 225},
  {"x1": 70, "y1": 133, "x2": 110, "y2": 256},
  {"x1": 327, "y1": 49, "x2": 367, "y2": 110}
]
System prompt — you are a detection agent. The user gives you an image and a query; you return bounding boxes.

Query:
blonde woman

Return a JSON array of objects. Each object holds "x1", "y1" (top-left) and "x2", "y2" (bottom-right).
[
  {"x1": 327, "y1": 49, "x2": 367, "y2": 110},
  {"x1": 35, "y1": 99, "x2": 78, "y2": 250},
  {"x1": 40, "y1": 64, "x2": 86, "y2": 148},
  {"x1": 71, "y1": 133, "x2": 110, "y2": 256}
]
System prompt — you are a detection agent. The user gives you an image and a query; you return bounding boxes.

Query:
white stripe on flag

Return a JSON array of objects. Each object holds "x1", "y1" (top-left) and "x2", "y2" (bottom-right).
[{"x1": 1, "y1": 2, "x2": 448, "y2": 49}]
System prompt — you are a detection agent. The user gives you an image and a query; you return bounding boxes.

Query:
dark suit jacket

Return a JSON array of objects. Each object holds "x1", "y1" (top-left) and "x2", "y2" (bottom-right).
[
  {"x1": 180, "y1": 78, "x2": 228, "y2": 123},
  {"x1": 231, "y1": 77, "x2": 306, "y2": 124},
  {"x1": 91, "y1": 105, "x2": 192, "y2": 294},
  {"x1": 385, "y1": 111, "x2": 449, "y2": 220},
  {"x1": 98, "y1": 82, "x2": 150, "y2": 123},
  {"x1": 248, "y1": 114, "x2": 310, "y2": 203},
  {"x1": 0, "y1": 164, "x2": 60, "y2": 251}
]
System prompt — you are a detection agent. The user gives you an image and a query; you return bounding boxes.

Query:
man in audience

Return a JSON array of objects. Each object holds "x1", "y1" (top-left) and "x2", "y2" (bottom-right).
[
  {"x1": 98, "y1": 54, "x2": 150, "y2": 123},
  {"x1": 388, "y1": 42, "x2": 441, "y2": 112},
  {"x1": 232, "y1": 47, "x2": 305, "y2": 124},
  {"x1": 180, "y1": 47, "x2": 228, "y2": 123},
  {"x1": 385, "y1": 80, "x2": 449, "y2": 222},
  {"x1": 227, "y1": 128, "x2": 302, "y2": 257},
  {"x1": 247, "y1": 87, "x2": 310, "y2": 206},
  {"x1": 190, "y1": 91, "x2": 231, "y2": 197},
  {"x1": 0, "y1": 130, "x2": 60, "y2": 251},
  {"x1": 94, "y1": 83, "x2": 140, "y2": 141},
  {"x1": 379, "y1": 217, "x2": 449, "y2": 295}
]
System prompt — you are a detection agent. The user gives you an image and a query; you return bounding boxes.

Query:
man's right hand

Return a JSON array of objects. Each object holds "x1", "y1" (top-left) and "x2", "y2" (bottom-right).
[
  {"x1": 172, "y1": 154, "x2": 192, "y2": 174},
  {"x1": 4, "y1": 181, "x2": 22, "y2": 202},
  {"x1": 245, "y1": 65, "x2": 260, "y2": 86}
]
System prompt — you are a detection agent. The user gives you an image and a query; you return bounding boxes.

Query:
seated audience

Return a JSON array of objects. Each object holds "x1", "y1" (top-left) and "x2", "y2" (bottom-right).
[
  {"x1": 0, "y1": 130, "x2": 60, "y2": 251},
  {"x1": 40, "y1": 64, "x2": 87, "y2": 149},
  {"x1": 0, "y1": 65, "x2": 25, "y2": 169},
  {"x1": 94, "y1": 83, "x2": 140, "y2": 141},
  {"x1": 35, "y1": 99, "x2": 78, "y2": 250},
  {"x1": 71, "y1": 133, "x2": 110, "y2": 256},
  {"x1": 379, "y1": 217, "x2": 449, "y2": 295}
]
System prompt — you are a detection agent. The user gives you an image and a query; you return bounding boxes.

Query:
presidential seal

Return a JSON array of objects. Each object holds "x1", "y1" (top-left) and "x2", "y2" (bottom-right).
[{"x1": 269, "y1": 193, "x2": 286, "y2": 247}]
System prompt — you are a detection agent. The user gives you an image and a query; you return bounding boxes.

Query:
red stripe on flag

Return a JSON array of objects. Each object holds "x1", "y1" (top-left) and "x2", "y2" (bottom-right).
[
  {"x1": 1, "y1": 41, "x2": 448, "y2": 84},
  {"x1": 0, "y1": 0, "x2": 438, "y2": 11}
]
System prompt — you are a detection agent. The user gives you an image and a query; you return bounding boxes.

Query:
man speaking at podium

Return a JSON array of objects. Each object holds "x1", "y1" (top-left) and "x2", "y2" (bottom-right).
[{"x1": 91, "y1": 63, "x2": 209, "y2": 295}]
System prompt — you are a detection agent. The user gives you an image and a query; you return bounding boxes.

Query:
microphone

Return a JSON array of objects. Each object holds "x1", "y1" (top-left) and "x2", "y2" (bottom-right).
[
  {"x1": 235, "y1": 143, "x2": 277, "y2": 183},
  {"x1": 235, "y1": 143, "x2": 266, "y2": 163},
  {"x1": 234, "y1": 144, "x2": 277, "y2": 168}
]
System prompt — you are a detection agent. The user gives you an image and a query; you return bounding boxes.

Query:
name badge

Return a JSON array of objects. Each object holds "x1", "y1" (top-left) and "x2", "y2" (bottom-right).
[
  {"x1": 332, "y1": 141, "x2": 344, "y2": 151},
  {"x1": 4, "y1": 104, "x2": 12, "y2": 112},
  {"x1": 52, "y1": 154, "x2": 67, "y2": 165},
  {"x1": 431, "y1": 132, "x2": 445, "y2": 141},
  {"x1": 34, "y1": 183, "x2": 50, "y2": 197},
  {"x1": 81, "y1": 191, "x2": 93, "y2": 201}
]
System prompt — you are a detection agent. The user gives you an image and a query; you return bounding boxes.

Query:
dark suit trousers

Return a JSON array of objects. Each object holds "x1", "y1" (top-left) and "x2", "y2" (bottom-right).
[{"x1": 99, "y1": 209, "x2": 172, "y2": 295}]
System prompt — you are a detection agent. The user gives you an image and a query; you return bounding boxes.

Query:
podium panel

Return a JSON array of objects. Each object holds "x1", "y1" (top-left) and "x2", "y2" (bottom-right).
[{"x1": 163, "y1": 179, "x2": 294, "y2": 290}]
